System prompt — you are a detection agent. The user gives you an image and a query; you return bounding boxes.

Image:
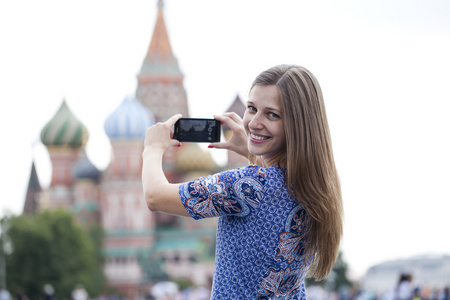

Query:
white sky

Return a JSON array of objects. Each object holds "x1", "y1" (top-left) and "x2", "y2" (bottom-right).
[{"x1": 1, "y1": 0, "x2": 449, "y2": 279}]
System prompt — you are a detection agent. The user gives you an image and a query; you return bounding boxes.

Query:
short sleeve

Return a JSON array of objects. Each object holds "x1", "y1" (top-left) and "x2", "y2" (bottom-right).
[{"x1": 178, "y1": 166, "x2": 267, "y2": 220}]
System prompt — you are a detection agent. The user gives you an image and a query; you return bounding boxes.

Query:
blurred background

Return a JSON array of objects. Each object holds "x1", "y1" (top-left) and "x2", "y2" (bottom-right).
[{"x1": 1, "y1": 0, "x2": 449, "y2": 299}]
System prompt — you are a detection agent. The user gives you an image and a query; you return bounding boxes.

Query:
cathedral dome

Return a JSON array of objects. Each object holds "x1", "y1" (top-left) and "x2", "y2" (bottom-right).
[
  {"x1": 73, "y1": 152, "x2": 101, "y2": 181},
  {"x1": 40, "y1": 99, "x2": 88, "y2": 147},
  {"x1": 104, "y1": 96, "x2": 155, "y2": 140},
  {"x1": 176, "y1": 143, "x2": 219, "y2": 173}
]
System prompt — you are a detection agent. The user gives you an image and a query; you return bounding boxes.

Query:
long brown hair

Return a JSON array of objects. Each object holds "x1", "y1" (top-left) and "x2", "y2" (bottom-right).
[{"x1": 249, "y1": 64, "x2": 343, "y2": 280}]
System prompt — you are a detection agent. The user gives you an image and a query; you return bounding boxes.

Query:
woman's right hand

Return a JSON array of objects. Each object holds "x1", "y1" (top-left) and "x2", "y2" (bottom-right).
[
  {"x1": 144, "y1": 114, "x2": 182, "y2": 153},
  {"x1": 209, "y1": 112, "x2": 249, "y2": 158}
]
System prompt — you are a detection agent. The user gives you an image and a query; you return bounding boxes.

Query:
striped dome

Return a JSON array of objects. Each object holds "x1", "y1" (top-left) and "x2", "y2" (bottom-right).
[
  {"x1": 40, "y1": 99, "x2": 88, "y2": 147},
  {"x1": 104, "y1": 96, "x2": 155, "y2": 140},
  {"x1": 73, "y1": 152, "x2": 101, "y2": 181}
]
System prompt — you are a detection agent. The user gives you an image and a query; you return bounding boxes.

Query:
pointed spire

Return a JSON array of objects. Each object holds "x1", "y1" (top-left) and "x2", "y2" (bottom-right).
[
  {"x1": 146, "y1": 0, "x2": 174, "y2": 62},
  {"x1": 23, "y1": 160, "x2": 41, "y2": 215},
  {"x1": 136, "y1": 0, "x2": 189, "y2": 122}
]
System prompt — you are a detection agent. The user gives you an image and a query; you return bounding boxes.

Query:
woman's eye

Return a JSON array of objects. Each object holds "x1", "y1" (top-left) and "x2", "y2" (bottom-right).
[
  {"x1": 268, "y1": 112, "x2": 280, "y2": 119},
  {"x1": 247, "y1": 106, "x2": 256, "y2": 112}
]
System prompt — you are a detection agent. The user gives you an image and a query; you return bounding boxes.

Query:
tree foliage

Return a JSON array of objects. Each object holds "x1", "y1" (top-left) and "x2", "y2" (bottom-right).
[
  {"x1": 306, "y1": 251, "x2": 353, "y2": 292},
  {"x1": 331, "y1": 251, "x2": 353, "y2": 291},
  {"x1": 4, "y1": 210, "x2": 105, "y2": 299}
]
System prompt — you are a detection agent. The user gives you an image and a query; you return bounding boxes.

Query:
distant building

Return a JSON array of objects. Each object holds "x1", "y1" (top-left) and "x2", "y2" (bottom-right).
[
  {"x1": 362, "y1": 254, "x2": 450, "y2": 295},
  {"x1": 22, "y1": 0, "x2": 247, "y2": 298}
]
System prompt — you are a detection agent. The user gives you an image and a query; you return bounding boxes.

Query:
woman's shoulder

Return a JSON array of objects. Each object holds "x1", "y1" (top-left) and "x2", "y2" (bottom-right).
[
  {"x1": 234, "y1": 164, "x2": 285, "y2": 174},
  {"x1": 212, "y1": 165, "x2": 286, "y2": 191},
  {"x1": 223, "y1": 165, "x2": 285, "y2": 180}
]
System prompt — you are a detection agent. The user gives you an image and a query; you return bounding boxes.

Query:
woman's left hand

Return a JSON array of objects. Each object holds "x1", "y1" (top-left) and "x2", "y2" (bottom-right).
[
  {"x1": 144, "y1": 114, "x2": 182, "y2": 152},
  {"x1": 209, "y1": 112, "x2": 249, "y2": 157}
]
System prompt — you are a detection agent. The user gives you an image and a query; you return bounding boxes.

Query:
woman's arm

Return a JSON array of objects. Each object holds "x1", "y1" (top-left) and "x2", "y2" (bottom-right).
[{"x1": 142, "y1": 114, "x2": 191, "y2": 217}]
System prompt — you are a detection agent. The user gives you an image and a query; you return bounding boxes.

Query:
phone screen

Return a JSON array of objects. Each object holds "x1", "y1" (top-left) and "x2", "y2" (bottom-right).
[{"x1": 173, "y1": 118, "x2": 221, "y2": 143}]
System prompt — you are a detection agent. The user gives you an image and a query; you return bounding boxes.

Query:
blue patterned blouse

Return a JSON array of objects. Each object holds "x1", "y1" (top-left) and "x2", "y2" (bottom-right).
[{"x1": 179, "y1": 165, "x2": 311, "y2": 300}]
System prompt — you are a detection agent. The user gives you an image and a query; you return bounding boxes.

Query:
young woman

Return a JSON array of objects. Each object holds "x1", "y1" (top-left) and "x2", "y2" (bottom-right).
[{"x1": 142, "y1": 64, "x2": 343, "y2": 299}]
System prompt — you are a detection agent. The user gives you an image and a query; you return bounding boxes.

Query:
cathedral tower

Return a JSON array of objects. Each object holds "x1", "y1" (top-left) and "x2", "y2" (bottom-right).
[
  {"x1": 22, "y1": 160, "x2": 41, "y2": 215},
  {"x1": 102, "y1": 96, "x2": 156, "y2": 294},
  {"x1": 135, "y1": 0, "x2": 190, "y2": 182},
  {"x1": 136, "y1": 0, "x2": 189, "y2": 122},
  {"x1": 40, "y1": 99, "x2": 87, "y2": 210}
]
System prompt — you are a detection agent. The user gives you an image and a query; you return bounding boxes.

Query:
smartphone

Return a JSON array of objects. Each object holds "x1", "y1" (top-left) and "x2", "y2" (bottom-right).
[{"x1": 173, "y1": 118, "x2": 221, "y2": 143}]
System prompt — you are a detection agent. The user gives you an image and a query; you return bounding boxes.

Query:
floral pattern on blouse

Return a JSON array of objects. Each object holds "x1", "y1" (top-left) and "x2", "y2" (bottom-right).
[{"x1": 179, "y1": 165, "x2": 311, "y2": 300}]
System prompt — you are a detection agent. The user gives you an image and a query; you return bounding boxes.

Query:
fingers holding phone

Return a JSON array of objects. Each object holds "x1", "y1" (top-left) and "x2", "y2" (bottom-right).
[
  {"x1": 144, "y1": 114, "x2": 182, "y2": 151},
  {"x1": 209, "y1": 113, "x2": 249, "y2": 158}
]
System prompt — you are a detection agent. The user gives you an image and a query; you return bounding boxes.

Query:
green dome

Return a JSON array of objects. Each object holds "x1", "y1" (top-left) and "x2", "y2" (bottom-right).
[{"x1": 40, "y1": 99, "x2": 88, "y2": 147}]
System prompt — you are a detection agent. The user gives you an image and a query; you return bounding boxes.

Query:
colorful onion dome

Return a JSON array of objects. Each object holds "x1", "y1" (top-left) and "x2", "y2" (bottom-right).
[
  {"x1": 73, "y1": 151, "x2": 101, "y2": 181},
  {"x1": 40, "y1": 99, "x2": 88, "y2": 147},
  {"x1": 104, "y1": 96, "x2": 155, "y2": 140}
]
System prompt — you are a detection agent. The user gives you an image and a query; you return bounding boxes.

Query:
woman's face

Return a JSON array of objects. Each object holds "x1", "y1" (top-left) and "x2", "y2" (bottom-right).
[{"x1": 243, "y1": 84, "x2": 286, "y2": 166}]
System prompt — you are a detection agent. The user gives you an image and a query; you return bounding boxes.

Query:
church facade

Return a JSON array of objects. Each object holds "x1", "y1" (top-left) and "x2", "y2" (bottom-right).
[{"x1": 23, "y1": 0, "x2": 247, "y2": 298}]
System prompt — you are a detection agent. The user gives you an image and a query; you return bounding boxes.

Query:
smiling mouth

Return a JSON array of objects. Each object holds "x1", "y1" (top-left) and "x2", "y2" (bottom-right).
[{"x1": 250, "y1": 132, "x2": 269, "y2": 141}]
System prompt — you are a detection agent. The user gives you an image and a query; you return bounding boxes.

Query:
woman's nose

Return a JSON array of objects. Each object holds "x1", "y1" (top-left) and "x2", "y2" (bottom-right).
[{"x1": 248, "y1": 113, "x2": 263, "y2": 129}]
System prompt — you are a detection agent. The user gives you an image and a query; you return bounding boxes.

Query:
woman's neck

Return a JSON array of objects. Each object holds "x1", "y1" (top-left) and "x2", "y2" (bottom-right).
[{"x1": 260, "y1": 153, "x2": 287, "y2": 168}]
